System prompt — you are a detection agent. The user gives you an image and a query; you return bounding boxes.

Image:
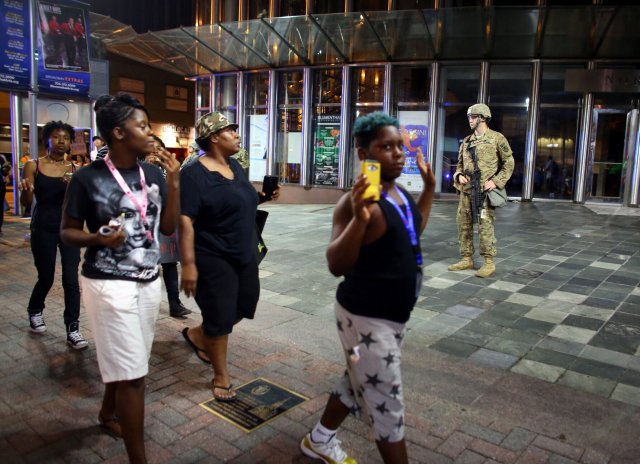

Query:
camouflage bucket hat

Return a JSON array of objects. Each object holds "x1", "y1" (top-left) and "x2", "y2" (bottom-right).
[
  {"x1": 195, "y1": 112, "x2": 238, "y2": 141},
  {"x1": 467, "y1": 103, "x2": 491, "y2": 119}
]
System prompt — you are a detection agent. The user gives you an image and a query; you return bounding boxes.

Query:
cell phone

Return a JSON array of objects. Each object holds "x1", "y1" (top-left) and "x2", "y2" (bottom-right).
[
  {"x1": 262, "y1": 175, "x2": 279, "y2": 200},
  {"x1": 361, "y1": 160, "x2": 381, "y2": 201}
]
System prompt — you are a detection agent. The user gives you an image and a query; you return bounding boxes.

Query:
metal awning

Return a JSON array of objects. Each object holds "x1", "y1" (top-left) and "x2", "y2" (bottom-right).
[{"x1": 90, "y1": 5, "x2": 640, "y2": 78}]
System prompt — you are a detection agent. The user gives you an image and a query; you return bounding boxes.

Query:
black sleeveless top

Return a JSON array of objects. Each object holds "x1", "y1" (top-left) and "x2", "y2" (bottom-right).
[
  {"x1": 31, "y1": 161, "x2": 74, "y2": 234},
  {"x1": 336, "y1": 186, "x2": 423, "y2": 323}
]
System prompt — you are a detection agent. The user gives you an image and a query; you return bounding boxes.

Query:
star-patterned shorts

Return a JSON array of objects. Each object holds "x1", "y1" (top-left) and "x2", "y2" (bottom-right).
[{"x1": 333, "y1": 301, "x2": 407, "y2": 443}]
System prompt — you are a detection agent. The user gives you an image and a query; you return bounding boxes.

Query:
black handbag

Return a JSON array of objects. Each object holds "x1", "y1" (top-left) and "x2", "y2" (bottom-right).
[{"x1": 255, "y1": 209, "x2": 269, "y2": 264}]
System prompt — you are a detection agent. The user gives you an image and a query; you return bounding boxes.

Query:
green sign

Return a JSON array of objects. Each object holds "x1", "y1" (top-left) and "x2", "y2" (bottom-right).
[{"x1": 313, "y1": 115, "x2": 340, "y2": 186}]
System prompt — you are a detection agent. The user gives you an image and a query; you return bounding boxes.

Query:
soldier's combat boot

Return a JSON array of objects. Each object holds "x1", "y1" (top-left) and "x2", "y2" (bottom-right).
[
  {"x1": 448, "y1": 256, "x2": 474, "y2": 271},
  {"x1": 475, "y1": 256, "x2": 495, "y2": 278}
]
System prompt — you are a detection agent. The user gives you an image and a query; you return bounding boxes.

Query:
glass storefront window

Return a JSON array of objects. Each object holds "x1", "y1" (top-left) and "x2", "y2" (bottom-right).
[
  {"x1": 438, "y1": 65, "x2": 480, "y2": 193},
  {"x1": 487, "y1": 65, "x2": 531, "y2": 197},
  {"x1": 244, "y1": 72, "x2": 269, "y2": 182},
  {"x1": 353, "y1": 67, "x2": 385, "y2": 105},
  {"x1": 312, "y1": 68, "x2": 342, "y2": 187},
  {"x1": 396, "y1": 0, "x2": 436, "y2": 9},
  {"x1": 537, "y1": 64, "x2": 582, "y2": 200},
  {"x1": 279, "y1": 0, "x2": 306, "y2": 16},
  {"x1": 534, "y1": 108, "x2": 578, "y2": 200},
  {"x1": 195, "y1": 77, "x2": 210, "y2": 111},
  {"x1": 394, "y1": 66, "x2": 431, "y2": 193},
  {"x1": 489, "y1": 107, "x2": 528, "y2": 197},
  {"x1": 441, "y1": 65, "x2": 480, "y2": 104},
  {"x1": 249, "y1": 0, "x2": 270, "y2": 19},
  {"x1": 394, "y1": 66, "x2": 430, "y2": 106},
  {"x1": 353, "y1": 0, "x2": 387, "y2": 11},
  {"x1": 219, "y1": 1, "x2": 238, "y2": 22},
  {"x1": 348, "y1": 66, "x2": 385, "y2": 186},
  {"x1": 275, "y1": 70, "x2": 304, "y2": 184},
  {"x1": 489, "y1": 65, "x2": 531, "y2": 105},
  {"x1": 214, "y1": 74, "x2": 237, "y2": 124},
  {"x1": 540, "y1": 64, "x2": 585, "y2": 104},
  {"x1": 314, "y1": 0, "x2": 346, "y2": 13}
]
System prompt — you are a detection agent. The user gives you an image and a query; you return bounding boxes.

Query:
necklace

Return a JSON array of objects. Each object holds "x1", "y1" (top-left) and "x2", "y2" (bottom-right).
[{"x1": 46, "y1": 155, "x2": 69, "y2": 165}]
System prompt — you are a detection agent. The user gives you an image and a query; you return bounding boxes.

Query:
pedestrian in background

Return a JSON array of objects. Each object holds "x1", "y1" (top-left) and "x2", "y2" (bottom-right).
[
  {"x1": 146, "y1": 135, "x2": 191, "y2": 318},
  {"x1": 19, "y1": 120, "x2": 86, "y2": 349},
  {"x1": 90, "y1": 135, "x2": 106, "y2": 161},
  {"x1": 448, "y1": 103, "x2": 514, "y2": 278},
  {"x1": 0, "y1": 154, "x2": 11, "y2": 235},
  {"x1": 301, "y1": 112, "x2": 436, "y2": 464},
  {"x1": 61, "y1": 93, "x2": 180, "y2": 463}
]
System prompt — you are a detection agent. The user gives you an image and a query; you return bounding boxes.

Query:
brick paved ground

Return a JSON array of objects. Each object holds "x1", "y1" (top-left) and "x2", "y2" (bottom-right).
[{"x1": 1, "y1": 201, "x2": 639, "y2": 463}]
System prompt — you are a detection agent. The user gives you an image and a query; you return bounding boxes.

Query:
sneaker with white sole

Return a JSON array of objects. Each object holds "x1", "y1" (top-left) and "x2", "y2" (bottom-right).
[
  {"x1": 300, "y1": 433, "x2": 357, "y2": 464},
  {"x1": 29, "y1": 312, "x2": 47, "y2": 333},
  {"x1": 66, "y1": 322, "x2": 88, "y2": 350}
]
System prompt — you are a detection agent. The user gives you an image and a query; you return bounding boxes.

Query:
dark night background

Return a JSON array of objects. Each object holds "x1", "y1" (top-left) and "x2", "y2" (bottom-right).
[{"x1": 89, "y1": 0, "x2": 197, "y2": 32}]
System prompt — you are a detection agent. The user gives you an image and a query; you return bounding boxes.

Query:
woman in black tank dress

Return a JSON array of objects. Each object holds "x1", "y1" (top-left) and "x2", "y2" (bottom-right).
[
  {"x1": 179, "y1": 112, "x2": 278, "y2": 402},
  {"x1": 19, "y1": 121, "x2": 86, "y2": 349}
]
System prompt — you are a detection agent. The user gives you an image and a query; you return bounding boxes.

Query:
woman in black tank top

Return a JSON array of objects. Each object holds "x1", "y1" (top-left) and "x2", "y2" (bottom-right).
[{"x1": 18, "y1": 121, "x2": 85, "y2": 350}]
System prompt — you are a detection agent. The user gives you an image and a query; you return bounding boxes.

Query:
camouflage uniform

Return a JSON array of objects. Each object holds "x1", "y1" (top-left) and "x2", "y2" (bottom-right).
[
  {"x1": 453, "y1": 128, "x2": 514, "y2": 258},
  {"x1": 231, "y1": 148, "x2": 249, "y2": 170}
]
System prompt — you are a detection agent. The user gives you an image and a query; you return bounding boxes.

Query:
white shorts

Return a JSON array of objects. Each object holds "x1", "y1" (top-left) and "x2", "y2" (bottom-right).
[{"x1": 81, "y1": 276, "x2": 161, "y2": 383}]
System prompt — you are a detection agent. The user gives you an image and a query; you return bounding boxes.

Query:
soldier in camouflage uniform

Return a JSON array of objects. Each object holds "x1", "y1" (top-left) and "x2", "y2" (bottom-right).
[{"x1": 449, "y1": 104, "x2": 514, "y2": 278}]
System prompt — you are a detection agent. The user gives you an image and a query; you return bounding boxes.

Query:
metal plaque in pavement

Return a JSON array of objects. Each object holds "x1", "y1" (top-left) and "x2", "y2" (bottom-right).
[{"x1": 200, "y1": 377, "x2": 309, "y2": 432}]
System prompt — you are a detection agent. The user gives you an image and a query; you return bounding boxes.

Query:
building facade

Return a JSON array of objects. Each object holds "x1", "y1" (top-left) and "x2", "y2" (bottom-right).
[{"x1": 102, "y1": 0, "x2": 640, "y2": 205}]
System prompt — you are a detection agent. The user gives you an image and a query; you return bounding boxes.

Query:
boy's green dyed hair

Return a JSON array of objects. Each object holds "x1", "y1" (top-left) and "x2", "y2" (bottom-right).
[{"x1": 353, "y1": 112, "x2": 399, "y2": 149}]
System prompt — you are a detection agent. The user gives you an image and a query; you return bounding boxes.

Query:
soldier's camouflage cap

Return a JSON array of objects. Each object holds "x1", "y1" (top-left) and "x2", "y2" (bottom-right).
[
  {"x1": 195, "y1": 111, "x2": 238, "y2": 141},
  {"x1": 467, "y1": 103, "x2": 491, "y2": 119}
]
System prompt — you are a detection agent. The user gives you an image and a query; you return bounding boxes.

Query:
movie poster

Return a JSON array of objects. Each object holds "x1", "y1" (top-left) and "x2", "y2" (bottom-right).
[
  {"x1": 0, "y1": 0, "x2": 31, "y2": 91},
  {"x1": 36, "y1": 0, "x2": 90, "y2": 95},
  {"x1": 397, "y1": 111, "x2": 429, "y2": 193},
  {"x1": 313, "y1": 114, "x2": 340, "y2": 186}
]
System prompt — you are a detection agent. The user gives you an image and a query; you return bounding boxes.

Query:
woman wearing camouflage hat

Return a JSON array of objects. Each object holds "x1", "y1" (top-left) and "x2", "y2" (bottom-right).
[{"x1": 179, "y1": 111, "x2": 278, "y2": 401}]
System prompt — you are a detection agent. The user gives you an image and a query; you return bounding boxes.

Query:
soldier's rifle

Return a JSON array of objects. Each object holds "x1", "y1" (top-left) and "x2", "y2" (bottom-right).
[{"x1": 464, "y1": 143, "x2": 485, "y2": 224}]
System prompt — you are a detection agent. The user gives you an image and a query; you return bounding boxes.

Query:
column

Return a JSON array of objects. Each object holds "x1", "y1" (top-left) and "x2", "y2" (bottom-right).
[
  {"x1": 522, "y1": 60, "x2": 541, "y2": 201},
  {"x1": 10, "y1": 94, "x2": 23, "y2": 214},
  {"x1": 300, "y1": 67, "x2": 313, "y2": 187},
  {"x1": 383, "y1": 63, "x2": 393, "y2": 115},
  {"x1": 338, "y1": 66, "x2": 352, "y2": 189},
  {"x1": 266, "y1": 70, "x2": 278, "y2": 176}
]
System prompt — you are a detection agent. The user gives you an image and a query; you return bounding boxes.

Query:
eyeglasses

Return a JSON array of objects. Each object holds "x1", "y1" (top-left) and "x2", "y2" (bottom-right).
[{"x1": 467, "y1": 114, "x2": 481, "y2": 120}]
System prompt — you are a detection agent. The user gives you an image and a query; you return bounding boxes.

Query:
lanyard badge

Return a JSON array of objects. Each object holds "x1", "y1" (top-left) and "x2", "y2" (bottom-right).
[
  {"x1": 382, "y1": 186, "x2": 424, "y2": 298},
  {"x1": 382, "y1": 186, "x2": 423, "y2": 267},
  {"x1": 104, "y1": 156, "x2": 153, "y2": 242}
]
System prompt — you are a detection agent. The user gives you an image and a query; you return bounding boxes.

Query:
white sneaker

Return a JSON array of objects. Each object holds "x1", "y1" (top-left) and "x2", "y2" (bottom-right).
[
  {"x1": 66, "y1": 322, "x2": 88, "y2": 350},
  {"x1": 29, "y1": 312, "x2": 47, "y2": 333},
  {"x1": 300, "y1": 433, "x2": 357, "y2": 464}
]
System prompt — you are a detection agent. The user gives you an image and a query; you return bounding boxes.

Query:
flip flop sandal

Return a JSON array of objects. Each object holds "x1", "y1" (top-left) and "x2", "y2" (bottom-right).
[
  {"x1": 181, "y1": 328, "x2": 210, "y2": 364},
  {"x1": 212, "y1": 382, "x2": 237, "y2": 402},
  {"x1": 98, "y1": 412, "x2": 122, "y2": 438}
]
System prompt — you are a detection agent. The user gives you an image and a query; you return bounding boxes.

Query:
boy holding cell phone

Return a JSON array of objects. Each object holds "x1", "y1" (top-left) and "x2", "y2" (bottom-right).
[{"x1": 300, "y1": 112, "x2": 436, "y2": 464}]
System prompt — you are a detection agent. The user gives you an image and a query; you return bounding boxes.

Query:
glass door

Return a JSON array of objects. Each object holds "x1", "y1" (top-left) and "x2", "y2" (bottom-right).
[{"x1": 588, "y1": 109, "x2": 627, "y2": 202}]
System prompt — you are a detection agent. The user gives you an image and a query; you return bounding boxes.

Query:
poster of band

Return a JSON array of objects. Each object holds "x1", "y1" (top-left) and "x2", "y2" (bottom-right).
[
  {"x1": 0, "y1": 0, "x2": 31, "y2": 91},
  {"x1": 313, "y1": 114, "x2": 340, "y2": 186},
  {"x1": 36, "y1": 0, "x2": 90, "y2": 96},
  {"x1": 397, "y1": 111, "x2": 429, "y2": 193}
]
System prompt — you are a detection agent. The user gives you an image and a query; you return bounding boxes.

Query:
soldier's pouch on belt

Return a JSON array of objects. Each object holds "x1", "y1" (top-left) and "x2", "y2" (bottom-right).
[{"x1": 487, "y1": 188, "x2": 508, "y2": 208}]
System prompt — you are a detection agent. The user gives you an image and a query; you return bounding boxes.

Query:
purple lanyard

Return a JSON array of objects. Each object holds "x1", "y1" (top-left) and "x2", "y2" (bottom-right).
[
  {"x1": 382, "y1": 185, "x2": 423, "y2": 267},
  {"x1": 104, "y1": 156, "x2": 153, "y2": 241}
]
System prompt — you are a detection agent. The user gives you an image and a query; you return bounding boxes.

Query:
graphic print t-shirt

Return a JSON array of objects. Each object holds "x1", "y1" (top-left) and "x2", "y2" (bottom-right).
[{"x1": 63, "y1": 160, "x2": 167, "y2": 282}]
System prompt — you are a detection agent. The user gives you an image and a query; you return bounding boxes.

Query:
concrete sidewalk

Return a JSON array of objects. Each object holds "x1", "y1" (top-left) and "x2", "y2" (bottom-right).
[{"x1": 0, "y1": 200, "x2": 639, "y2": 463}]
